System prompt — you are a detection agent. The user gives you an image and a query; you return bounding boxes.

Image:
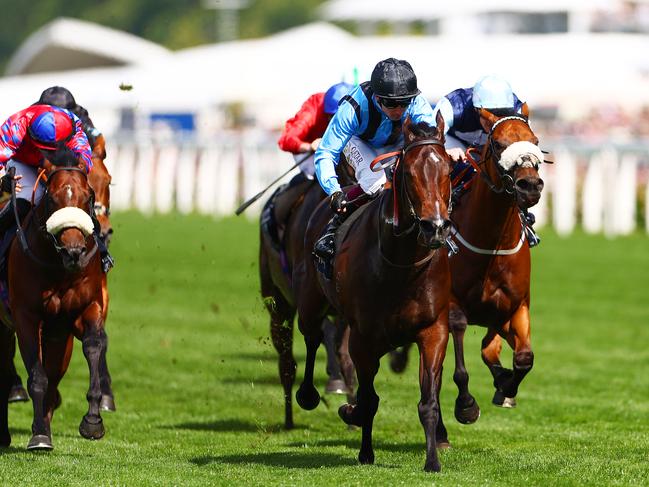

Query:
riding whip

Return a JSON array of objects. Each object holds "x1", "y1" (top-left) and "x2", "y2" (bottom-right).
[{"x1": 235, "y1": 151, "x2": 313, "y2": 216}]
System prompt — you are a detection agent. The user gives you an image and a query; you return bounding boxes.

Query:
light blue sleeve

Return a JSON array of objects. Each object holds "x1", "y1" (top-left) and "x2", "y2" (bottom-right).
[
  {"x1": 314, "y1": 101, "x2": 358, "y2": 196},
  {"x1": 408, "y1": 94, "x2": 437, "y2": 127},
  {"x1": 432, "y1": 97, "x2": 454, "y2": 134}
]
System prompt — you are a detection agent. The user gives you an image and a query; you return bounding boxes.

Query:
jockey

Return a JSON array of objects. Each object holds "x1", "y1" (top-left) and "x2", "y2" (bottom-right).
[
  {"x1": 270, "y1": 82, "x2": 353, "y2": 231},
  {"x1": 0, "y1": 104, "x2": 94, "y2": 255},
  {"x1": 432, "y1": 75, "x2": 540, "y2": 246},
  {"x1": 37, "y1": 86, "x2": 114, "y2": 271},
  {"x1": 313, "y1": 58, "x2": 436, "y2": 263},
  {"x1": 432, "y1": 74, "x2": 524, "y2": 162}
]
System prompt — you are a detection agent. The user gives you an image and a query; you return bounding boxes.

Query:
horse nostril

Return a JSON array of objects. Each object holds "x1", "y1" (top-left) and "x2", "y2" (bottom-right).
[{"x1": 516, "y1": 177, "x2": 543, "y2": 194}]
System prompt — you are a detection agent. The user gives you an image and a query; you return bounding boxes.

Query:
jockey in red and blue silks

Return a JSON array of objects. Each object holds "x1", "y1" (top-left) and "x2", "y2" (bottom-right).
[
  {"x1": 313, "y1": 58, "x2": 437, "y2": 266},
  {"x1": 0, "y1": 104, "x2": 93, "y2": 242},
  {"x1": 432, "y1": 75, "x2": 524, "y2": 162}
]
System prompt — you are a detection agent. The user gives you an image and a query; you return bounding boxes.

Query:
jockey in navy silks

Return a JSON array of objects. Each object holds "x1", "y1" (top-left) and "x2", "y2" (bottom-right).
[
  {"x1": 432, "y1": 75, "x2": 540, "y2": 246},
  {"x1": 313, "y1": 58, "x2": 437, "y2": 262}
]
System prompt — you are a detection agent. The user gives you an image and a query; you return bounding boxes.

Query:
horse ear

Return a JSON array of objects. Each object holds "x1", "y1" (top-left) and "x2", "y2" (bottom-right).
[
  {"x1": 403, "y1": 116, "x2": 415, "y2": 144},
  {"x1": 478, "y1": 108, "x2": 499, "y2": 132},
  {"x1": 435, "y1": 110, "x2": 445, "y2": 141},
  {"x1": 521, "y1": 102, "x2": 530, "y2": 119}
]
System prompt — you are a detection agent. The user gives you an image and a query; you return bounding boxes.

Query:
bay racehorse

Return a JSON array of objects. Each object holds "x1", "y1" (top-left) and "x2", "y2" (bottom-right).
[
  {"x1": 390, "y1": 105, "x2": 545, "y2": 411},
  {"x1": 294, "y1": 115, "x2": 456, "y2": 472},
  {"x1": 259, "y1": 163, "x2": 355, "y2": 429},
  {"x1": 6, "y1": 120, "x2": 116, "y2": 411},
  {"x1": 8, "y1": 148, "x2": 108, "y2": 450}
]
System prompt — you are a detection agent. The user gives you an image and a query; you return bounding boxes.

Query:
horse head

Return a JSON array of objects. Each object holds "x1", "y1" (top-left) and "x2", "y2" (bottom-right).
[
  {"x1": 478, "y1": 104, "x2": 545, "y2": 209},
  {"x1": 39, "y1": 148, "x2": 96, "y2": 271},
  {"x1": 397, "y1": 113, "x2": 452, "y2": 249}
]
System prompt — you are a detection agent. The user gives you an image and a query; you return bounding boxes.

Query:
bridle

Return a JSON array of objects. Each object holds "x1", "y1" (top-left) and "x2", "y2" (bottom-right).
[
  {"x1": 12, "y1": 166, "x2": 98, "y2": 269},
  {"x1": 475, "y1": 115, "x2": 536, "y2": 196},
  {"x1": 373, "y1": 136, "x2": 451, "y2": 267}
]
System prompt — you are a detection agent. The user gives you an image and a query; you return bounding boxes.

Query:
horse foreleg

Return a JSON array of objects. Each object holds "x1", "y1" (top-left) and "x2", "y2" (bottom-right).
[
  {"x1": 339, "y1": 327, "x2": 379, "y2": 465},
  {"x1": 98, "y1": 332, "x2": 116, "y2": 412},
  {"x1": 295, "y1": 317, "x2": 322, "y2": 411},
  {"x1": 335, "y1": 320, "x2": 356, "y2": 405},
  {"x1": 481, "y1": 327, "x2": 515, "y2": 407},
  {"x1": 501, "y1": 303, "x2": 534, "y2": 403},
  {"x1": 416, "y1": 318, "x2": 449, "y2": 473},
  {"x1": 79, "y1": 303, "x2": 106, "y2": 440},
  {"x1": 42, "y1": 334, "x2": 73, "y2": 425},
  {"x1": 449, "y1": 304, "x2": 480, "y2": 424},
  {"x1": 267, "y1": 293, "x2": 297, "y2": 429}
]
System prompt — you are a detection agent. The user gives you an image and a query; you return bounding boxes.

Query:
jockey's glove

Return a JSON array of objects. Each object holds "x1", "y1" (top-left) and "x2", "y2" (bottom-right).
[{"x1": 330, "y1": 191, "x2": 347, "y2": 214}]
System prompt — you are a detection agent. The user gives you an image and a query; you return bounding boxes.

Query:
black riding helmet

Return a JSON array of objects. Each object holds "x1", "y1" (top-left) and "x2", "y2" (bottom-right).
[
  {"x1": 370, "y1": 58, "x2": 420, "y2": 100},
  {"x1": 38, "y1": 86, "x2": 77, "y2": 110}
]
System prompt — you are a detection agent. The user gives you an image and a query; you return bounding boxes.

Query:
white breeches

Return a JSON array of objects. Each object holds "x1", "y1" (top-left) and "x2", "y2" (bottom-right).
[
  {"x1": 445, "y1": 134, "x2": 469, "y2": 151},
  {"x1": 342, "y1": 136, "x2": 398, "y2": 195},
  {"x1": 6, "y1": 160, "x2": 44, "y2": 205},
  {"x1": 294, "y1": 153, "x2": 315, "y2": 180}
]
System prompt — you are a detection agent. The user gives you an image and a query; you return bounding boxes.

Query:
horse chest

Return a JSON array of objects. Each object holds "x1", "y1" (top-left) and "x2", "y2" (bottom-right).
[{"x1": 42, "y1": 284, "x2": 91, "y2": 316}]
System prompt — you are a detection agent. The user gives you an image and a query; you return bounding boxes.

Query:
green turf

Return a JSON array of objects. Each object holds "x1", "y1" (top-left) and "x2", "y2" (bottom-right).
[{"x1": 0, "y1": 212, "x2": 647, "y2": 486}]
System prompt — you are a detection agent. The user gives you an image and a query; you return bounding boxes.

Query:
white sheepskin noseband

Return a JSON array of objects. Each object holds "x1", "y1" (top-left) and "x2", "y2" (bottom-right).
[
  {"x1": 46, "y1": 207, "x2": 94, "y2": 236},
  {"x1": 498, "y1": 141, "x2": 544, "y2": 171}
]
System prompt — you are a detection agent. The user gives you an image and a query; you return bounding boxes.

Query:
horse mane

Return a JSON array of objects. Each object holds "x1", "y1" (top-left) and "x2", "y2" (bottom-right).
[
  {"x1": 408, "y1": 121, "x2": 440, "y2": 140},
  {"x1": 71, "y1": 105, "x2": 97, "y2": 147},
  {"x1": 47, "y1": 147, "x2": 81, "y2": 168}
]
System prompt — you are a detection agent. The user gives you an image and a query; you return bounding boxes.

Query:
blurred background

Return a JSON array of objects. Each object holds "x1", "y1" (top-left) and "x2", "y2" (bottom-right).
[{"x1": 1, "y1": 0, "x2": 648, "y2": 235}]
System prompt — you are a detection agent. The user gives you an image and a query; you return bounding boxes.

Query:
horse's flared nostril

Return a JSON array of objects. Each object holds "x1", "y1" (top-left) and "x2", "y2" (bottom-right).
[{"x1": 516, "y1": 177, "x2": 544, "y2": 194}]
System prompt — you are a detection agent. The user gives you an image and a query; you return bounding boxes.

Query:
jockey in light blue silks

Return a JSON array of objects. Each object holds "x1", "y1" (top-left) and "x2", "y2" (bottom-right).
[
  {"x1": 432, "y1": 75, "x2": 540, "y2": 246},
  {"x1": 313, "y1": 58, "x2": 437, "y2": 264}
]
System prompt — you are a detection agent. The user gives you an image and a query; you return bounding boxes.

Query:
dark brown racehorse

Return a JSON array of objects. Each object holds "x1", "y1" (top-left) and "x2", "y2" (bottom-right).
[
  {"x1": 294, "y1": 115, "x2": 455, "y2": 472},
  {"x1": 390, "y1": 106, "x2": 545, "y2": 412},
  {"x1": 259, "y1": 165, "x2": 355, "y2": 429},
  {"x1": 9, "y1": 148, "x2": 108, "y2": 450}
]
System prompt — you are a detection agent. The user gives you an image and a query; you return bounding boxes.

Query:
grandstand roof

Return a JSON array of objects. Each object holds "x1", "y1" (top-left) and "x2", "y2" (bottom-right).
[{"x1": 5, "y1": 17, "x2": 171, "y2": 76}]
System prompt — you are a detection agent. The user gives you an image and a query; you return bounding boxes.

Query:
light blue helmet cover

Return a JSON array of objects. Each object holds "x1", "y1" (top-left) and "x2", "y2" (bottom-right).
[{"x1": 472, "y1": 75, "x2": 514, "y2": 110}]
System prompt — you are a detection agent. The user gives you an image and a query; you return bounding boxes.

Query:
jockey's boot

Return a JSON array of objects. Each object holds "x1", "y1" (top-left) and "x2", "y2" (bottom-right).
[
  {"x1": 522, "y1": 210, "x2": 541, "y2": 248},
  {"x1": 313, "y1": 214, "x2": 343, "y2": 261},
  {"x1": 92, "y1": 216, "x2": 114, "y2": 273},
  {"x1": 0, "y1": 198, "x2": 31, "y2": 238}
]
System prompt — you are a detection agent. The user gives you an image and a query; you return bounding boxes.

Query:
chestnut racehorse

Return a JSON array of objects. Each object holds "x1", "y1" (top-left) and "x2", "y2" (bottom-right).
[
  {"x1": 259, "y1": 165, "x2": 355, "y2": 429},
  {"x1": 9, "y1": 148, "x2": 108, "y2": 450},
  {"x1": 294, "y1": 115, "x2": 455, "y2": 472},
  {"x1": 390, "y1": 106, "x2": 545, "y2": 412}
]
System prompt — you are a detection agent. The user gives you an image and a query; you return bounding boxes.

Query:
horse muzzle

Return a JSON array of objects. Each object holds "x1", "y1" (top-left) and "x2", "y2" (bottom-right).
[
  {"x1": 418, "y1": 218, "x2": 452, "y2": 249},
  {"x1": 59, "y1": 243, "x2": 87, "y2": 271},
  {"x1": 515, "y1": 176, "x2": 544, "y2": 208}
]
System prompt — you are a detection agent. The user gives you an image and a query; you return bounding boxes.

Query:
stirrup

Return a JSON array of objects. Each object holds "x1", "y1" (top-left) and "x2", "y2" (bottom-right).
[
  {"x1": 525, "y1": 226, "x2": 541, "y2": 248},
  {"x1": 313, "y1": 233, "x2": 335, "y2": 259},
  {"x1": 101, "y1": 253, "x2": 115, "y2": 273}
]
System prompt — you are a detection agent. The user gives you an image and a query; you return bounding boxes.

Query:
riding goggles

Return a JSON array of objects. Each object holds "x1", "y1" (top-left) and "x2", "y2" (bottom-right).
[{"x1": 378, "y1": 97, "x2": 414, "y2": 109}]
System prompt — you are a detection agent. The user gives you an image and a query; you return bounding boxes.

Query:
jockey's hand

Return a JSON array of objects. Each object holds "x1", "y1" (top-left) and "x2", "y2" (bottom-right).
[
  {"x1": 330, "y1": 191, "x2": 347, "y2": 214},
  {"x1": 447, "y1": 147, "x2": 466, "y2": 162},
  {"x1": 310, "y1": 138, "x2": 322, "y2": 152},
  {"x1": 0, "y1": 173, "x2": 22, "y2": 194}
]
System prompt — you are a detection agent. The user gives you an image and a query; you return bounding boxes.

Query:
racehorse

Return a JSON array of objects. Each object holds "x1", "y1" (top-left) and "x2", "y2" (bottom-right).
[
  {"x1": 8, "y1": 148, "x2": 108, "y2": 450},
  {"x1": 294, "y1": 114, "x2": 456, "y2": 472},
  {"x1": 259, "y1": 163, "x2": 356, "y2": 429},
  {"x1": 390, "y1": 106, "x2": 545, "y2": 411},
  {"x1": 6, "y1": 120, "x2": 116, "y2": 411}
]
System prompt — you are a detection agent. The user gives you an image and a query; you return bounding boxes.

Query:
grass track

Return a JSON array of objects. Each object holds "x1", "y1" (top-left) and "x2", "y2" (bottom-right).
[{"x1": 0, "y1": 211, "x2": 647, "y2": 486}]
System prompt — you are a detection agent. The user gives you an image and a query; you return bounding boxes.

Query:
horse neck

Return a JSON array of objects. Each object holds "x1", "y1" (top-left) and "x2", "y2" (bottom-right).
[{"x1": 461, "y1": 162, "x2": 521, "y2": 245}]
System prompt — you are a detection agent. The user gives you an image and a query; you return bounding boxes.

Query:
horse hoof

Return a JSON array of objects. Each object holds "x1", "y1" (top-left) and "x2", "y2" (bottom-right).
[
  {"x1": 324, "y1": 378, "x2": 350, "y2": 395},
  {"x1": 8, "y1": 384, "x2": 29, "y2": 403},
  {"x1": 424, "y1": 459, "x2": 442, "y2": 472},
  {"x1": 79, "y1": 416, "x2": 105, "y2": 440},
  {"x1": 100, "y1": 395, "x2": 116, "y2": 412},
  {"x1": 296, "y1": 384, "x2": 320, "y2": 411},
  {"x1": 455, "y1": 397, "x2": 481, "y2": 424},
  {"x1": 358, "y1": 450, "x2": 374, "y2": 465},
  {"x1": 27, "y1": 435, "x2": 53, "y2": 451},
  {"x1": 388, "y1": 351, "x2": 408, "y2": 374},
  {"x1": 338, "y1": 403, "x2": 362, "y2": 427},
  {"x1": 492, "y1": 390, "x2": 517, "y2": 408}
]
